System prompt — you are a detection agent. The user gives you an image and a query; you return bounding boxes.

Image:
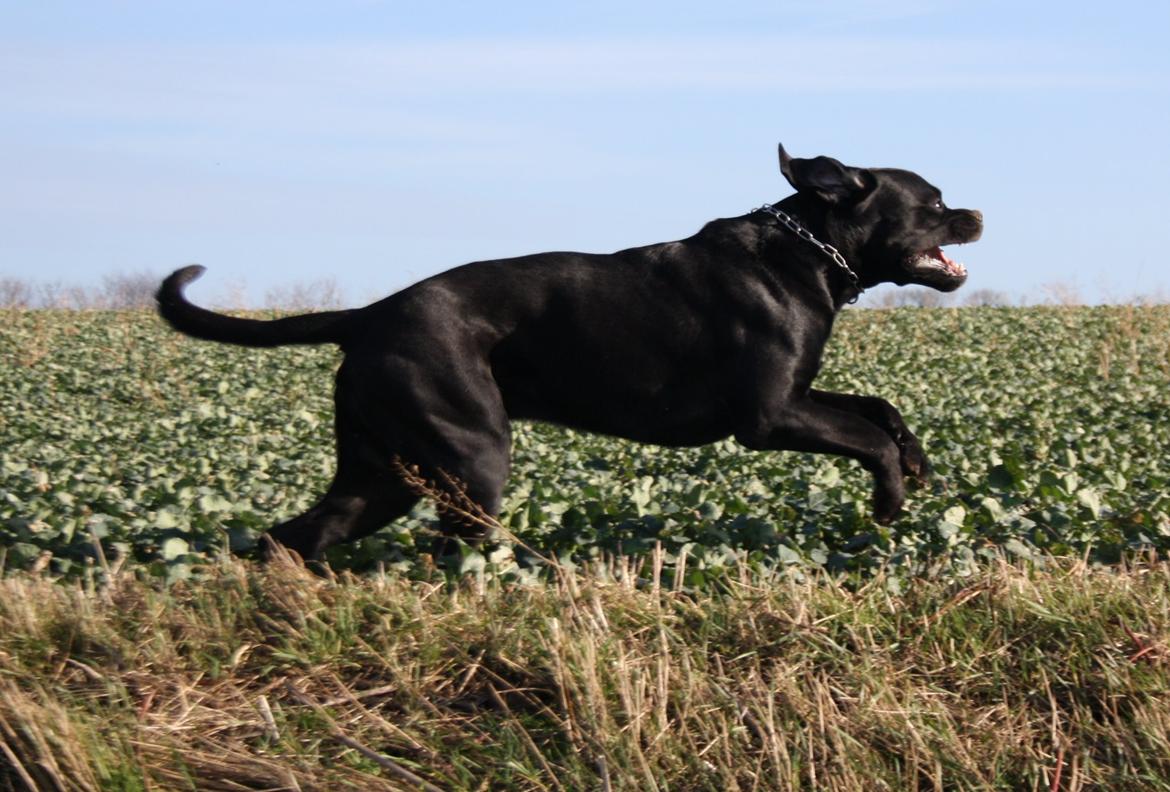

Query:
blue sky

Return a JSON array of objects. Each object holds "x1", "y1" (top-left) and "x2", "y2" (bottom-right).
[{"x1": 3, "y1": 1, "x2": 1168, "y2": 304}]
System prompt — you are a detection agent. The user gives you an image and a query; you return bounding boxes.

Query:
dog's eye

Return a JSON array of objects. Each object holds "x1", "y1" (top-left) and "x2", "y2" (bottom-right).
[{"x1": 932, "y1": 199, "x2": 946, "y2": 211}]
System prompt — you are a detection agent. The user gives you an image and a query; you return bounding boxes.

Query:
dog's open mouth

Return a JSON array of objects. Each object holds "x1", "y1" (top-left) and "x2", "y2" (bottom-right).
[{"x1": 912, "y1": 246, "x2": 967, "y2": 278}]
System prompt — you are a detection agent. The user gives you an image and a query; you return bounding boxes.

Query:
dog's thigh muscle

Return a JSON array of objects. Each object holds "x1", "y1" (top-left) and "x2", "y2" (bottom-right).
[
  {"x1": 410, "y1": 401, "x2": 512, "y2": 541},
  {"x1": 346, "y1": 351, "x2": 513, "y2": 541},
  {"x1": 266, "y1": 393, "x2": 423, "y2": 558}
]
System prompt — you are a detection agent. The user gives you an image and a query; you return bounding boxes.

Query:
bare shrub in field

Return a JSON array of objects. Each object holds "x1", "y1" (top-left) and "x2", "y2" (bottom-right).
[
  {"x1": 864, "y1": 287, "x2": 955, "y2": 308},
  {"x1": 208, "y1": 277, "x2": 250, "y2": 311},
  {"x1": 0, "y1": 277, "x2": 95, "y2": 309},
  {"x1": 5, "y1": 271, "x2": 348, "y2": 312},
  {"x1": 1040, "y1": 281, "x2": 1083, "y2": 306},
  {"x1": 903, "y1": 288, "x2": 954, "y2": 307},
  {"x1": 0, "y1": 277, "x2": 34, "y2": 309},
  {"x1": 100, "y1": 271, "x2": 160, "y2": 309},
  {"x1": 962, "y1": 288, "x2": 1013, "y2": 307},
  {"x1": 36, "y1": 281, "x2": 98, "y2": 309},
  {"x1": 264, "y1": 277, "x2": 345, "y2": 311},
  {"x1": 1131, "y1": 287, "x2": 1169, "y2": 306}
]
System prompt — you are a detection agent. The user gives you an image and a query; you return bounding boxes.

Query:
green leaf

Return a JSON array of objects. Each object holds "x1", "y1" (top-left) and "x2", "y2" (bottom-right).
[
  {"x1": 942, "y1": 505, "x2": 967, "y2": 528},
  {"x1": 980, "y1": 496, "x2": 1006, "y2": 522},
  {"x1": 1002, "y1": 538, "x2": 1033, "y2": 559},
  {"x1": 155, "y1": 508, "x2": 182, "y2": 529},
  {"x1": 1076, "y1": 488, "x2": 1102, "y2": 519},
  {"x1": 198, "y1": 493, "x2": 233, "y2": 513},
  {"x1": 161, "y1": 537, "x2": 189, "y2": 560}
]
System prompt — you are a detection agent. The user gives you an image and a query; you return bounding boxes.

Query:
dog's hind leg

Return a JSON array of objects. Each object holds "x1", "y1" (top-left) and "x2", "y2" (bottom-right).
[
  {"x1": 426, "y1": 428, "x2": 512, "y2": 555},
  {"x1": 276, "y1": 351, "x2": 514, "y2": 560},
  {"x1": 380, "y1": 365, "x2": 514, "y2": 556},
  {"x1": 264, "y1": 482, "x2": 416, "y2": 561},
  {"x1": 391, "y1": 401, "x2": 512, "y2": 556},
  {"x1": 264, "y1": 391, "x2": 420, "y2": 561},
  {"x1": 329, "y1": 417, "x2": 510, "y2": 560},
  {"x1": 264, "y1": 461, "x2": 419, "y2": 561}
]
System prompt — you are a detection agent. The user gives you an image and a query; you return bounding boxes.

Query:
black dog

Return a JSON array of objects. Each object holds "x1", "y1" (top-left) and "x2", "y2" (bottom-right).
[{"x1": 157, "y1": 145, "x2": 982, "y2": 560}]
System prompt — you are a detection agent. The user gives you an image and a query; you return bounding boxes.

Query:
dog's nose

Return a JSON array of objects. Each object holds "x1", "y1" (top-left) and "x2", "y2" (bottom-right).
[{"x1": 950, "y1": 209, "x2": 983, "y2": 243}]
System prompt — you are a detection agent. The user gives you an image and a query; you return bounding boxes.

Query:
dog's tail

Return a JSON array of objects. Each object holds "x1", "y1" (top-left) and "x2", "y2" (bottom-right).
[{"x1": 156, "y1": 266, "x2": 357, "y2": 348}]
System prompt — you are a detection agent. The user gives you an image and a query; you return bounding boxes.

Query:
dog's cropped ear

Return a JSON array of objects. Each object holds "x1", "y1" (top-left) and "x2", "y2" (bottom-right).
[{"x1": 778, "y1": 144, "x2": 874, "y2": 204}]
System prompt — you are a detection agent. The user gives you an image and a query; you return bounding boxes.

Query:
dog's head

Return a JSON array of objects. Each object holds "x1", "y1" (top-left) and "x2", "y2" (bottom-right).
[{"x1": 778, "y1": 144, "x2": 983, "y2": 292}]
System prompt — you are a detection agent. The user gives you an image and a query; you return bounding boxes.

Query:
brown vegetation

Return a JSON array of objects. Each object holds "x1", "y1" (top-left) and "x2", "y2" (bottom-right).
[{"x1": 2, "y1": 556, "x2": 1169, "y2": 790}]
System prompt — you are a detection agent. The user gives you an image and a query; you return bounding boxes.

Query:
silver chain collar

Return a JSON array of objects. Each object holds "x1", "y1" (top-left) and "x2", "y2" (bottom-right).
[{"x1": 754, "y1": 203, "x2": 863, "y2": 303}]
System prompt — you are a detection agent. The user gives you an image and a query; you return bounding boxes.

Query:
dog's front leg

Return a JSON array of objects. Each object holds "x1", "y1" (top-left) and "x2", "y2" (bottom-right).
[
  {"x1": 809, "y1": 390, "x2": 930, "y2": 483},
  {"x1": 736, "y1": 398, "x2": 905, "y2": 523}
]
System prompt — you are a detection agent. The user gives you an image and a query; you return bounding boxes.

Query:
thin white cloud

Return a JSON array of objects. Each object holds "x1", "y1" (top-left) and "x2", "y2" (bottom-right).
[
  {"x1": 1, "y1": 32, "x2": 1145, "y2": 174},
  {"x1": 1, "y1": 33, "x2": 1143, "y2": 121},
  {"x1": 0, "y1": 30, "x2": 1150, "y2": 219}
]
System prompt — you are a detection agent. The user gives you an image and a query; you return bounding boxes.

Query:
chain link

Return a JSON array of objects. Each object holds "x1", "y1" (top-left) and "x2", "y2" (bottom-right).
[{"x1": 754, "y1": 204, "x2": 862, "y2": 302}]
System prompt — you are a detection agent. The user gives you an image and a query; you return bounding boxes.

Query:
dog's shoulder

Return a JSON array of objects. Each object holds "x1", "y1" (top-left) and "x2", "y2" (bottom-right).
[{"x1": 691, "y1": 215, "x2": 764, "y2": 251}]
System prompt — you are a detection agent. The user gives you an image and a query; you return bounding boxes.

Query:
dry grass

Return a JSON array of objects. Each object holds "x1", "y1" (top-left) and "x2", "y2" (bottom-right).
[{"x1": 2, "y1": 556, "x2": 1169, "y2": 790}]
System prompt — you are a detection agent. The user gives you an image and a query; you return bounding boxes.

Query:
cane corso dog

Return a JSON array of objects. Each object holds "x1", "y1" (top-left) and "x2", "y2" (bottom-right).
[{"x1": 157, "y1": 144, "x2": 983, "y2": 560}]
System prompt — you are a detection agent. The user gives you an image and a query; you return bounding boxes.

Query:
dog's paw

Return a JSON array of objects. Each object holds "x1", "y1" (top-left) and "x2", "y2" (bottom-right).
[
  {"x1": 897, "y1": 433, "x2": 931, "y2": 484},
  {"x1": 263, "y1": 526, "x2": 322, "y2": 563},
  {"x1": 872, "y1": 482, "x2": 905, "y2": 525}
]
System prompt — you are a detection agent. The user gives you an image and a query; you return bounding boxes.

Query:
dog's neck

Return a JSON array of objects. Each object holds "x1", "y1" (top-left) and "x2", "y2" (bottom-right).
[{"x1": 757, "y1": 195, "x2": 864, "y2": 308}]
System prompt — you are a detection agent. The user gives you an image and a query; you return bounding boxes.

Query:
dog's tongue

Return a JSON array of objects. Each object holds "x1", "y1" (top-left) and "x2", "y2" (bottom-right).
[
  {"x1": 927, "y1": 245, "x2": 966, "y2": 276},
  {"x1": 930, "y1": 246, "x2": 956, "y2": 266}
]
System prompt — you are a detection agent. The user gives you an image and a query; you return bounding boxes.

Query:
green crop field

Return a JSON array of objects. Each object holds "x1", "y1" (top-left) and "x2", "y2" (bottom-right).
[
  {"x1": 2, "y1": 305, "x2": 1169, "y2": 583},
  {"x1": 4, "y1": 305, "x2": 1170, "y2": 790}
]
